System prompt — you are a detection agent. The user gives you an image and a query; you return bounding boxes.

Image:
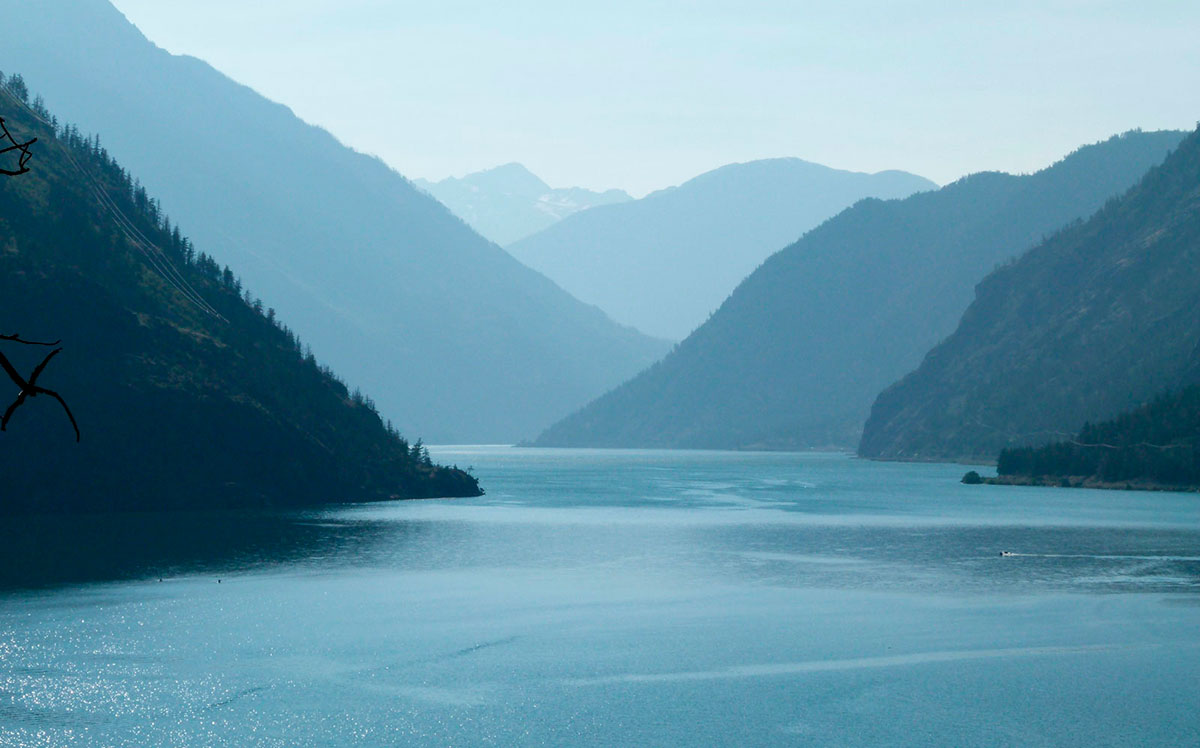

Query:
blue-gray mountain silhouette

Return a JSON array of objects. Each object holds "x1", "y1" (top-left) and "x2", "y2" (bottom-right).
[
  {"x1": 532, "y1": 131, "x2": 1186, "y2": 450},
  {"x1": 0, "y1": 0, "x2": 667, "y2": 443},
  {"x1": 860, "y1": 127, "x2": 1200, "y2": 462},
  {"x1": 508, "y1": 159, "x2": 936, "y2": 339}
]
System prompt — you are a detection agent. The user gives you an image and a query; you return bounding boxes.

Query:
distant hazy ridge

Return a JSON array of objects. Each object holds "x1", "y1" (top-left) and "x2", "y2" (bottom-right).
[
  {"x1": 534, "y1": 130, "x2": 1186, "y2": 450},
  {"x1": 415, "y1": 163, "x2": 631, "y2": 245},
  {"x1": 509, "y1": 159, "x2": 936, "y2": 340}
]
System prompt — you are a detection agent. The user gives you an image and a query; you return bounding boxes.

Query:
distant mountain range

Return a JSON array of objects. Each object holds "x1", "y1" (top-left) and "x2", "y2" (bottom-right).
[
  {"x1": 509, "y1": 159, "x2": 936, "y2": 340},
  {"x1": 532, "y1": 130, "x2": 1187, "y2": 451},
  {"x1": 414, "y1": 163, "x2": 631, "y2": 245},
  {"x1": 860, "y1": 127, "x2": 1200, "y2": 463},
  {"x1": 0, "y1": 88, "x2": 479, "y2": 512},
  {"x1": 0, "y1": 0, "x2": 667, "y2": 443}
]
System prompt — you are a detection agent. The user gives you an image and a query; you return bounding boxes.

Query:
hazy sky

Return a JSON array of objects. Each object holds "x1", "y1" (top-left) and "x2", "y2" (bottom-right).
[{"x1": 109, "y1": 0, "x2": 1199, "y2": 196}]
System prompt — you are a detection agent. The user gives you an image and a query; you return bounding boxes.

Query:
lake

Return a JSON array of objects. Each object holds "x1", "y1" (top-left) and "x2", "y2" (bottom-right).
[{"x1": 1, "y1": 447, "x2": 1198, "y2": 746}]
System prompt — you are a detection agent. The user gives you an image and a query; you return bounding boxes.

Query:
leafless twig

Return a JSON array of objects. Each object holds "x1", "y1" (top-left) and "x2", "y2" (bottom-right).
[
  {"x1": 0, "y1": 339, "x2": 80, "y2": 441},
  {"x1": 0, "y1": 117, "x2": 36, "y2": 176},
  {"x1": 0, "y1": 332, "x2": 60, "y2": 346},
  {"x1": 0, "y1": 115, "x2": 75, "y2": 439}
]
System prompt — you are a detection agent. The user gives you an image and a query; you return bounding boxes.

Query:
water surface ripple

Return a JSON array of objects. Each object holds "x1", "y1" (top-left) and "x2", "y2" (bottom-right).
[{"x1": 1, "y1": 448, "x2": 1197, "y2": 746}]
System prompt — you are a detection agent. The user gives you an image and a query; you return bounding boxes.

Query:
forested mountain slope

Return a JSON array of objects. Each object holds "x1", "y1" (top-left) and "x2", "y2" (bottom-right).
[
  {"x1": 533, "y1": 130, "x2": 1186, "y2": 450},
  {"x1": 860, "y1": 127, "x2": 1200, "y2": 462},
  {"x1": 0, "y1": 84, "x2": 479, "y2": 513}
]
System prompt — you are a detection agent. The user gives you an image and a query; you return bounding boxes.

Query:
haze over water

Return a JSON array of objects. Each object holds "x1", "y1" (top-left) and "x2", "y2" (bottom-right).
[{"x1": 1, "y1": 448, "x2": 1198, "y2": 745}]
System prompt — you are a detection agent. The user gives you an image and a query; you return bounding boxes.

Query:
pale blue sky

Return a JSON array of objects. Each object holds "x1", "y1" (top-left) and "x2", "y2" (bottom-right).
[{"x1": 110, "y1": 0, "x2": 1200, "y2": 196}]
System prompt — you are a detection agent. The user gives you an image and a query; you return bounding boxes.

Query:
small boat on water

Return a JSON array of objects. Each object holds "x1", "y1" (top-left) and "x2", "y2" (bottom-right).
[{"x1": 1000, "y1": 551, "x2": 1017, "y2": 557}]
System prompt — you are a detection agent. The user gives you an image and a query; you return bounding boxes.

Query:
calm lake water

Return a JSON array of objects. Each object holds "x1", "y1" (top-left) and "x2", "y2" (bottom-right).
[{"x1": 1, "y1": 447, "x2": 1199, "y2": 746}]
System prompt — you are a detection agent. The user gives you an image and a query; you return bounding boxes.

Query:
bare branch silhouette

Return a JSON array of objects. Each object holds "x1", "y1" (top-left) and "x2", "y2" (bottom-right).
[
  {"x1": 0, "y1": 332, "x2": 61, "y2": 346},
  {"x1": 0, "y1": 116, "x2": 76, "y2": 441},
  {"x1": 0, "y1": 117, "x2": 36, "y2": 176},
  {"x1": 0, "y1": 344, "x2": 80, "y2": 441}
]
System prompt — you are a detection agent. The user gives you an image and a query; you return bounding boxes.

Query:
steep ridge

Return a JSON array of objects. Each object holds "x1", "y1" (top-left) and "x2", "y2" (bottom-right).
[
  {"x1": 415, "y1": 163, "x2": 631, "y2": 245},
  {"x1": 509, "y1": 159, "x2": 936, "y2": 339},
  {"x1": 0, "y1": 86, "x2": 479, "y2": 513},
  {"x1": 0, "y1": 0, "x2": 667, "y2": 443},
  {"x1": 860, "y1": 126, "x2": 1200, "y2": 462},
  {"x1": 533, "y1": 130, "x2": 1186, "y2": 450}
]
